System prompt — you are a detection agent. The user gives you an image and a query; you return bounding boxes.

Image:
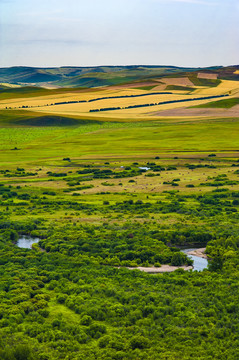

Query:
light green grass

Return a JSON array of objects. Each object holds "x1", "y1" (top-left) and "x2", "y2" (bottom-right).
[
  {"x1": 1, "y1": 117, "x2": 239, "y2": 165},
  {"x1": 47, "y1": 301, "x2": 81, "y2": 324}
]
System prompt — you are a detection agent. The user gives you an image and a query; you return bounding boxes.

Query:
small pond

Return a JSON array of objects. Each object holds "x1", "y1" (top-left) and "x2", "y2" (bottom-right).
[
  {"x1": 139, "y1": 167, "x2": 150, "y2": 171},
  {"x1": 17, "y1": 236, "x2": 40, "y2": 249},
  {"x1": 182, "y1": 248, "x2": 208, "y2": 271}
]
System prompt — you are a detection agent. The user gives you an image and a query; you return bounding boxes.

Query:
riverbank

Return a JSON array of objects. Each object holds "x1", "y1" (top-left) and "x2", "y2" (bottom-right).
[
  {"x1": 122, "y1": 247, "x2": 208, "y2": 273},
  {"x1": 123, "y1": 265, "x2": 193, "y2": 273},
  {"x1": 186, "y1": 248, "x2": 208, "y2": 259}
]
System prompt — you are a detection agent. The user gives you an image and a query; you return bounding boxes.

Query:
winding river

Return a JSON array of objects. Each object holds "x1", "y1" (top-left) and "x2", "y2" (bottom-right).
[{"x1": 182, "y1": 248, "x2": 208, "y2": 271}]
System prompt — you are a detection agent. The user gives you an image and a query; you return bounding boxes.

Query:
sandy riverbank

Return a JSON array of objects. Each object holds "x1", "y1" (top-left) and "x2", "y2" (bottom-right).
[
  {"x1": 186, "y1": 248, "x2": 208, "y2": 259},
  {"x1": 125, "y1": 265, "x2": 193, "y2": 273}
]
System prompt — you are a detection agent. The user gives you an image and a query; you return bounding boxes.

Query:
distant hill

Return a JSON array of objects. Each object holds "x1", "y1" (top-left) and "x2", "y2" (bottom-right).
[{"x1": 0, "y1": 65, "x2": 238, "y2": 88}]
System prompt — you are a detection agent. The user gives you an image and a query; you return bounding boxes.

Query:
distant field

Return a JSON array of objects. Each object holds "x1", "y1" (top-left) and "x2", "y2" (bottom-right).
[
  {"x1": 188, "y1": 75, "x2": 221, "y2": 87},
  {"x1": 1, "y1": 78, "x2": 238, "y2": 120},
  {"x1": 0, "y1": 65, "x2": 215, "y2": 87},
  {"x1": 192, "y1": 97, "x2": 239, "y2": 109},
  {"x1": 192, "y1": 79, "x2": 239, "y2": 96},
  {"x1": 165, "y1": 85, "x2": 194, "y2": 92}
]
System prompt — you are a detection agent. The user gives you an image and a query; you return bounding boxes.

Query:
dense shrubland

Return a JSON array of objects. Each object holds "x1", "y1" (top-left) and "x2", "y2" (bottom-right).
[
  {"x1": 0, "y1": 155, "x2": 239, "y2": 359},
  {"x1": 0, "y1": 217, "x2": 239, "y2": 359}
]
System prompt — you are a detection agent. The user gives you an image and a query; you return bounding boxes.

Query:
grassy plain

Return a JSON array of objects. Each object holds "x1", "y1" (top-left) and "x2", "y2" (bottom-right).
[{"x1": 0, "y1": 106, "x2": 239, "y2": 224}]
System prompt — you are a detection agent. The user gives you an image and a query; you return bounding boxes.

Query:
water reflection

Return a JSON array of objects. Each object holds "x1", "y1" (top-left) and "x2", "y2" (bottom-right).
[{"x1": 17, "y1": 236, "x2": 39, "y2": 249}]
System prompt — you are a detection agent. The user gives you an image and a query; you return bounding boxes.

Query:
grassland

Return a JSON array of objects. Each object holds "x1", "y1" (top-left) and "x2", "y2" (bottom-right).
[{"x1": 0, "y1": 109, "x2": 239, "y2": 215}]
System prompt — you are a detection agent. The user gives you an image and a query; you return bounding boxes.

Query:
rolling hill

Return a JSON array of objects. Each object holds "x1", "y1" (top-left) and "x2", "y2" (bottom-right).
[{"x1": 0, "y1": 65, "x2": 238, "y2": 88}]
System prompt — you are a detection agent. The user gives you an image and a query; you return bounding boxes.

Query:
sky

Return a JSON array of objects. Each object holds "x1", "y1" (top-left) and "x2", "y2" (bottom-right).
[{"x1": 0, "y1": 0, "x2": 238, "y2": 68}]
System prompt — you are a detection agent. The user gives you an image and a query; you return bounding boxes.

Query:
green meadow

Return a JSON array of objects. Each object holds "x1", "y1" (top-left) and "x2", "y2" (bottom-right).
[{"x1": 1, "y1": 111, "x2": 239, "y2": 165}]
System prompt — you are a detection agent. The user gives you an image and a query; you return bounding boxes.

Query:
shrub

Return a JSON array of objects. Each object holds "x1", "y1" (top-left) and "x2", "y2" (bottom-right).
[
  {"x1": 130, "y1": 335, "x2": 150, "y2": 349},
  {"x1": 170, "y1": 252, "x2": 185, "y2": 266},
  {"x1": 98, "y1": 335, "x2": 111, "y2": 348},
  {"x1": 87, "y1": 323, "x2": 107, "y2": 338},
  {"x1": 56, "y1": 294, "x2": 67, "y2": 304},
  {"x1": 80, "y1": 315, "x2": 92, "y2": 326}
]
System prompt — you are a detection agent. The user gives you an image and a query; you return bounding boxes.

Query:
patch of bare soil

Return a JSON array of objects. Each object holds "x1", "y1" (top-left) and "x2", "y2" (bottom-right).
[
  {"x1": 152, "y1": 84, "x2": 167, "y2": 91},
  {"x1": 161, "y1": 77, "x2": 194, "y2": 87},
  {"x1": 150, "y1": 104, "x2": 239, "y2": 117},
  {"x1": 197, "y1": 72, "x2": 218, "y2": 79}
]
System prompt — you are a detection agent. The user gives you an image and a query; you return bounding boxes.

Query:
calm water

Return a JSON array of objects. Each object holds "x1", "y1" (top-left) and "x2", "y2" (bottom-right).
[
  {"x1": 17, "y1": 236, "x2": 39, "y2": 249},
  {"x1": 139, "y1": 167, "x2": 150, "y2": 171},
  {"x1": 182, "y1": 248, "x2": 208, "y2": 271}
]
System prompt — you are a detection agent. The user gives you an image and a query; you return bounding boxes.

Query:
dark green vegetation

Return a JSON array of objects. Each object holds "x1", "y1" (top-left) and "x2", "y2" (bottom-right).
[
  {"x1": 0, "y1": 69, "x2": 239, "y2": 359},
  {"x1": 188, "y1": 75, "x2": 221, "y2": 87},
  {"x1": 165, "y1": 85, "x2": 194, "y2": 91},
  {"x1": 0, "y1": 197, "x2": 239, "y2": 360}
]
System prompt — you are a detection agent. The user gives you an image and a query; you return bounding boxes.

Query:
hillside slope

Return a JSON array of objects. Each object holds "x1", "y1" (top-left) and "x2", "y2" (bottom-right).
[{"x1": 0, "y1": 65, "x2": 238, "y2": 88}]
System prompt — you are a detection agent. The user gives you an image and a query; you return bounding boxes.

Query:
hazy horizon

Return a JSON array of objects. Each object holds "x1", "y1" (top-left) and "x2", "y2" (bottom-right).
[
  {"x1": 1, "y1": 63, "x2": 238, "y2": 69},
  {"x1": 1, "y1": 0, "x2": 238, "y2": 68}
]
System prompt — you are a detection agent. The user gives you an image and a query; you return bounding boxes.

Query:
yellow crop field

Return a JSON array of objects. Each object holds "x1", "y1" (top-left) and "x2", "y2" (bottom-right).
[
  {"x1": 1, "y1": 78, "x2": 238, "y2": 121},
  {"x1": 22, "y1": 96, "x2": 231, "y2": 120},
  {"x1": 193, "y1": 80, "x2": 239, "y2": 96},
  {"x1": 0, "y1": 88, "x2": 153, "y2": 109}
]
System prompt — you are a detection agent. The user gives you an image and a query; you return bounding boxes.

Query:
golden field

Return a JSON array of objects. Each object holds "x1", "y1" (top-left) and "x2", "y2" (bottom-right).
[{"x1": 1, "y1": 78, "x2": 239, "y2": 121}]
